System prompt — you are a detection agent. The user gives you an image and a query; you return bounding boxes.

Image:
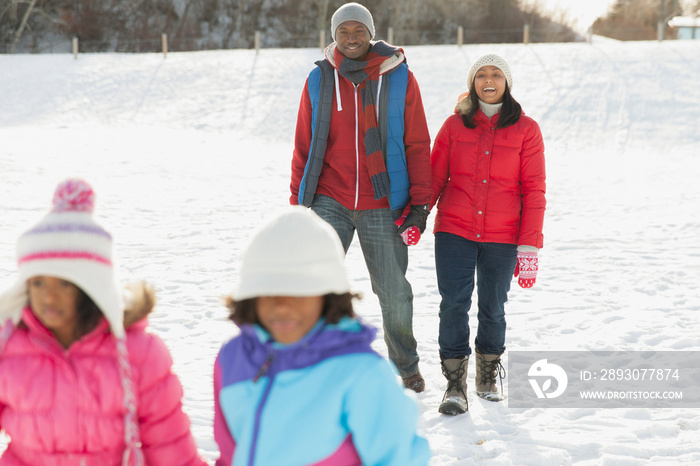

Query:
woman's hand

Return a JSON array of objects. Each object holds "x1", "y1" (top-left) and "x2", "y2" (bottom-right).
[{"x1": 514, "y1": 251, "x2": 538, "y2": 288}]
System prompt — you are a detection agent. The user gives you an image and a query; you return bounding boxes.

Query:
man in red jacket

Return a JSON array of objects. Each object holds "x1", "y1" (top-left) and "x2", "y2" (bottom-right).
[{"x1": 289, "y1": 2, "x2": 432, "y2": 392}]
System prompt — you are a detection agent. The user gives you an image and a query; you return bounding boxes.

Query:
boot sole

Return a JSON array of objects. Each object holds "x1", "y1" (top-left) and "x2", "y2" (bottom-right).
[
  {"x1": 477, "y1": 392, "x2": 504, "y2": 402},
  {"x1": 438, "y1": 400, "x2": 468, "y2": 415}
]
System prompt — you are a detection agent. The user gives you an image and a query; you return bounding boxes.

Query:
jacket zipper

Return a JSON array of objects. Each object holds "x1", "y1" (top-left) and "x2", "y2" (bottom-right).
[
  {"x1": 352, "y1": 77, "x2": 384, "y2": 211},
  {"x1": 354, "y1": 83, "x2": 360, "y2": 210},
  {"x1": 249, "y1": 353, "x2": 275, "y2": 466}
]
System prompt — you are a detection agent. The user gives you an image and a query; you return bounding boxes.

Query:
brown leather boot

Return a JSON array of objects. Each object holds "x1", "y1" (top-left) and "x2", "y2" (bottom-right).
[
  {"x1": 475, "y1": 351, "x2": 505, "y2": 401},
  {"x1": 402, "y1": 370, "x2": 425, "y2": 393}
]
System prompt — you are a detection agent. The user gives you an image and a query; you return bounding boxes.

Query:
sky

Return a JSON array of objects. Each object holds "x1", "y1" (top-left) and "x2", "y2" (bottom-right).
[{"x1": 533, "y1": 0, "x2": 618, "y2": 32}]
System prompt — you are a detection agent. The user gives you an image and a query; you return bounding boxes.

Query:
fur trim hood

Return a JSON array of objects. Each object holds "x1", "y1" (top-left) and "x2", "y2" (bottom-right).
[
  {"x1": 455, "y1": 91, "x2": 471, "y2": 115},
  {"x1": 122, "y1": 281, "x2": 156, "y2": 328}
]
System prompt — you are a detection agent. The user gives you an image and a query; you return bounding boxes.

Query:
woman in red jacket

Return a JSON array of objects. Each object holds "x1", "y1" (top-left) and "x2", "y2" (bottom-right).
[{"x1": 430, "y1": 54, "x2": 546, "y2": 415}]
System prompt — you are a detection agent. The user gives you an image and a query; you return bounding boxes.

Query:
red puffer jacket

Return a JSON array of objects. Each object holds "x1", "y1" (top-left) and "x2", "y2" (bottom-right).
[
  {"x1": 430, "y1": 110, "x2": 546, "y2": 248},
  {"x1": 0, "y1": 307, "x2": 205, "y2": 466}
]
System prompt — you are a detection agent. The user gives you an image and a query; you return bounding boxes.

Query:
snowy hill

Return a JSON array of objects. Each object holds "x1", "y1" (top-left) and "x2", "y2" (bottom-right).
[{"x1": 1, "y1": 38, "x2": 699, "y2": 464}]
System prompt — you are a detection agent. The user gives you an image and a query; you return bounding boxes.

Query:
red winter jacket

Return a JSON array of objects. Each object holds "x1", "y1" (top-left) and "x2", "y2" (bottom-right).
[
  {"x1": 430, "y1": 110, "x2": 546, "y2": 248},
  {"x1": 290, "y1": 55, "x2": 431, "y2": 211}
]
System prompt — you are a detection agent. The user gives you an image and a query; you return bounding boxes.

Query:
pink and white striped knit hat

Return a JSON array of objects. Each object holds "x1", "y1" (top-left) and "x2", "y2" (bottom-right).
[{"x1": 1, "y1": 178, "x2": 125, "y2": 338}]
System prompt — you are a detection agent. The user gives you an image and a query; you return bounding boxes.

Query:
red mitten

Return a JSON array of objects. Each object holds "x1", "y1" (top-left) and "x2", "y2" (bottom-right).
[
  {"x1": 395, "y1": 212, "x2": 421, "y2": 246},
  {"x1": 514, "y1": 251, "x2": 538, "y2": 288}
]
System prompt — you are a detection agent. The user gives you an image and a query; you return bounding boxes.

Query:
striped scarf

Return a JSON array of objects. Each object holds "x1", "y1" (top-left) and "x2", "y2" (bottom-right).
[{"x1": 333, "y1": 41, "x2": 403, "y2": 201}]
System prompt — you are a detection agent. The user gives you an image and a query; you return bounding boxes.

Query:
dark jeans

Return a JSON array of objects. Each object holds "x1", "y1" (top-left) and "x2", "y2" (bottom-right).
[
  {"x1": 311, "y1": 195, "x2": 419, "y2": 377},
  {"x1": 435, "y1": 232, "x2": 517, "y2": 358}
]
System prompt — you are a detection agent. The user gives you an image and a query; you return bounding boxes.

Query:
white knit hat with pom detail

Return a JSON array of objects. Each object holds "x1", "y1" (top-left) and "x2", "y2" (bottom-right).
[
  {"x1": 12, "y1": 178, "x2": 126, "y2": 338},
  {"x1": 467, "y1": 54, "x2": 513, "y2": 91}
]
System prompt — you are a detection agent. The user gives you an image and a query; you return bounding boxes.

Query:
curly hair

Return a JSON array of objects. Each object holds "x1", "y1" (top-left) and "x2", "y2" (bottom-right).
[
  {"x1": 225, "y1": 292, "x2": 359, "y2": 327},
  {"x1": 461, "y1": 84, "x2": 522, "y2": 130}
]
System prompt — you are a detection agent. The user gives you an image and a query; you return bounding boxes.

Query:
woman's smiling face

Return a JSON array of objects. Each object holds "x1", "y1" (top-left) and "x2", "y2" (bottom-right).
[{"x1": 473, "y1": 66, "x2": 507, "y2": 104}]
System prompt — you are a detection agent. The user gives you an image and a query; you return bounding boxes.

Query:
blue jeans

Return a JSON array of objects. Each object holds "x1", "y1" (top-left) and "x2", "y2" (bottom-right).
[
  {"x1": 435, "y1": 232, "x2": 517, "y2": 358},
  {"x1": 311, "y1": 195, "x2": 419, "y2": 377}
]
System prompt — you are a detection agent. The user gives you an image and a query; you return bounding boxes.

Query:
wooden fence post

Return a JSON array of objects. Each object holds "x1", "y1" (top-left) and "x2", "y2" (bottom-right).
[
  {"x1": 72, "y1": 37, "x2": 78, "y2": 59},
  {"x1": 457, "y1": 26, "x2": 463, "y2": 47},
  {"x1": 255, "y1": 31, "x2": 261, "y2": 52},
  {"x1": 162, "y1": 33, "x2": 168, "y2": 57},
  {"x1": 523, "y1": 24, "x2": 530, "y2": 44}
]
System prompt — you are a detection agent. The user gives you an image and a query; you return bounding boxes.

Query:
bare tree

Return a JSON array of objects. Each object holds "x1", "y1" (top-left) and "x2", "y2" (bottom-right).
[
  {"x1": 594, "y1": 0, "x2": 681, "y2": 40},
  {"x1": 2, "y1": 0, "x2": 48, "y2": 52},
  {"x1": 1, "y1": 0, "x2": 584, "y2": 53},
  {"x1": 312, "y1": 0, "x2": 330, "y2": 34}
]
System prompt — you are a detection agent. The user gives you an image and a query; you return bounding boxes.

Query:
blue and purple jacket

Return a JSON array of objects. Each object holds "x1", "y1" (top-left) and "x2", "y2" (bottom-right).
[{"x1": 213, "y1": 317, "x2": 431, "y2": 466}]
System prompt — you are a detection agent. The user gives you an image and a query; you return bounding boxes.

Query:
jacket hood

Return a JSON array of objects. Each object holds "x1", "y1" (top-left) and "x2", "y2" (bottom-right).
[
  {"x1": 232, "y1": 317, "x2": 378, "y2": 382},
  {"x1": 122, "y1": 281, "x2": 155, "y2": 329},
  {"x1": 456, "y1": 91, "x2": 471, "y2": 115},
  {"x1": 0, "y1": 281, "x2": 26, "y2": 328},
  {"x1": 324, "y1": 41, "x2": 405, "y2": 75}
]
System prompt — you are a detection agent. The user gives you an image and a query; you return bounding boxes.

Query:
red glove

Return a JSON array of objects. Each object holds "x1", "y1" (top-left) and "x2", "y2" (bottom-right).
[
  {"x1": 514, "y1": 251, "x2": 538, "y2": 288},
  {"x1": 395, "y1": 212, "x2": 421, "y2": 246}
]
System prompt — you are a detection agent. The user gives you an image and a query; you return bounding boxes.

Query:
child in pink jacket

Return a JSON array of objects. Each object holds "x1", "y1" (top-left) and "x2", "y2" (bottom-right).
[{"x1": 0, "y1": 179, "x2": 206, "y2": 466}]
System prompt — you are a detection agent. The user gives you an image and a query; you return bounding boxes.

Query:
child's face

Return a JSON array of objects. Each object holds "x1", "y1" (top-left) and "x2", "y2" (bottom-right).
[
  {"x1": 28, "y1": 275, "x2": 81, "y2": 347},
  {"x1": 474, "y1": 66, "x2": 506, "y2": 104},
  {"x1": 257, "y1": 296, "x2": 324, "y2": 344}
]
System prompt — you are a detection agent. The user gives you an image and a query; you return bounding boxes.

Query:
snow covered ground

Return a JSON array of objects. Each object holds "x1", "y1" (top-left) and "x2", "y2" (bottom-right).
[{"x1": 1, "y1": 37, "x2": 699, "y2": 464}]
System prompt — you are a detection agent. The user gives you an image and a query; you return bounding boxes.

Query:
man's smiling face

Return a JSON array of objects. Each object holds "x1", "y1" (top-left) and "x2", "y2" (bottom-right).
[{"x1": 335, "y1": 20, "x2": 371, "y2": 60}]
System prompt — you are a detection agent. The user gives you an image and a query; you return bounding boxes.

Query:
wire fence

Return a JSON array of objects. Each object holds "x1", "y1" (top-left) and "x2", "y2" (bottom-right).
[
  {"x1": 0, "y1": 25, "x2": 688, "y2": 55},
  {"x1": 594, "y1": 26, "x2": 678, "y2": 41},
  {"x1": 0, "y1": 24, "x2": 579, "y2": 55}
]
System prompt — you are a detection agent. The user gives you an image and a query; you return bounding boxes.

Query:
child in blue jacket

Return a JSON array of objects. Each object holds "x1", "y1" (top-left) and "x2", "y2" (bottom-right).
[{"x1": 213, "y1": 207, "x2": 431, "y2": 466}]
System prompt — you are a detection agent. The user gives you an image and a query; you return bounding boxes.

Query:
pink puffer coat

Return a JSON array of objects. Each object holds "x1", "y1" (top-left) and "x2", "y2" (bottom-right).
[{"x1": 0, "y1": 307, "x2": 206, "y2": 466}]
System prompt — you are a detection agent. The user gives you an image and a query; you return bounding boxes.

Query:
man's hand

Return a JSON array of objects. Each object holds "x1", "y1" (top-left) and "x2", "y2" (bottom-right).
[
  {"x1": 395, "y1": 214, "x2": 421, "y2": 245},
  {"x1": 397, "y1": 204, "x2": 429, "y2": 234}
]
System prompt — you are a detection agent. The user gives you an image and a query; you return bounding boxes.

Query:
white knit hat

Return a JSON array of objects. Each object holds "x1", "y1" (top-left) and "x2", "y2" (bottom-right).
[
  {"x1": 467, "y1": 54, "x2": 514, "y2": 91},
  {"x1": 235, "y1": 207, "x2": 350, "y2": 300},
  {"x1": 331, "y1": 2, "x2": 375, "y2": 41},
  {"x1": 1, "y1": 178, "x2": 125, "y2": 338}
]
